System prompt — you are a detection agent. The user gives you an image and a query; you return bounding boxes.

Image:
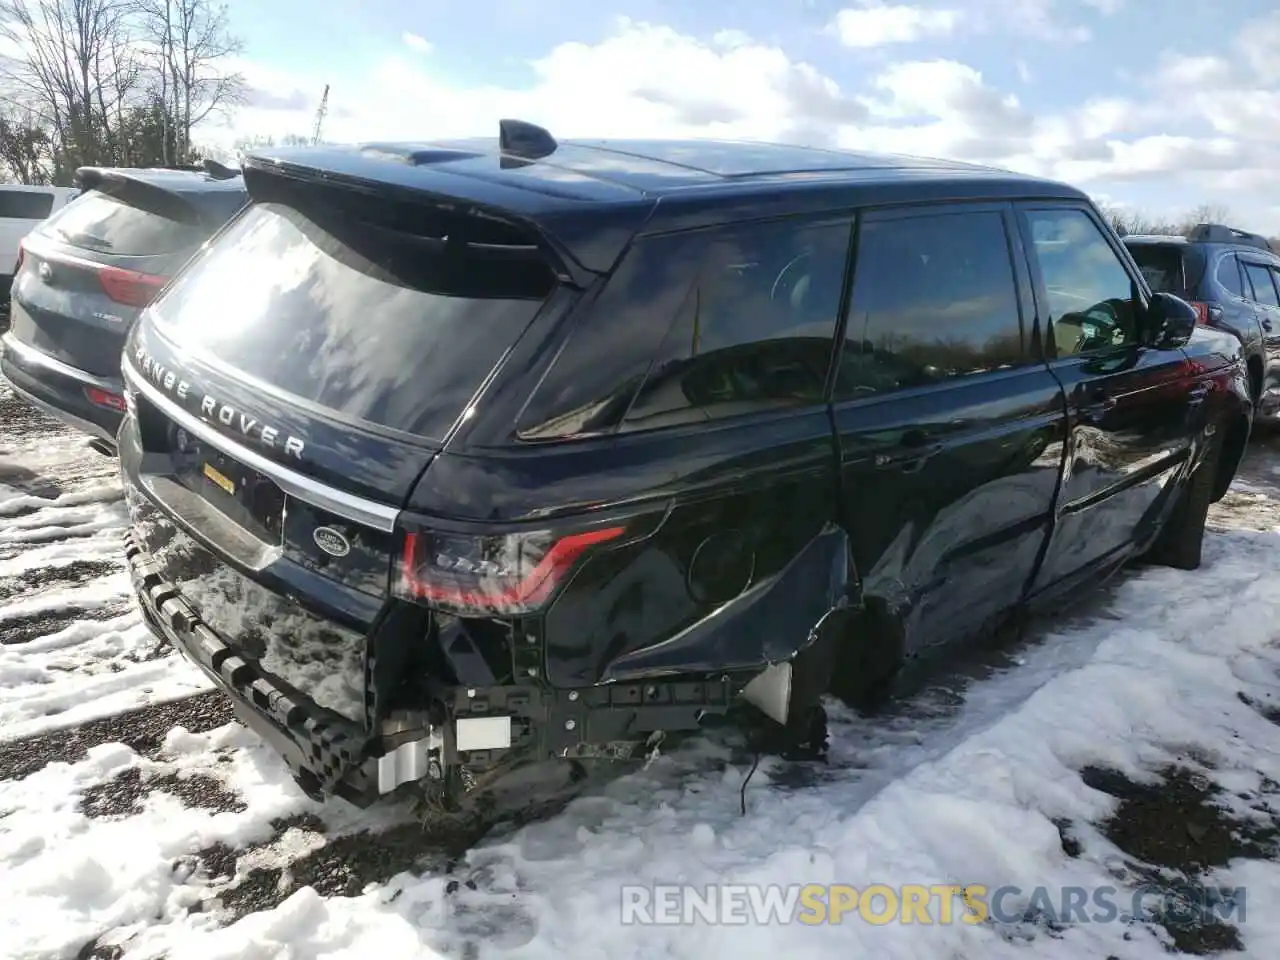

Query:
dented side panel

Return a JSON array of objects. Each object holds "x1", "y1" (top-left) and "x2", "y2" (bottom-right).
[{"x1": 540, "y1": 407, "x2": 841, "y2": 687}]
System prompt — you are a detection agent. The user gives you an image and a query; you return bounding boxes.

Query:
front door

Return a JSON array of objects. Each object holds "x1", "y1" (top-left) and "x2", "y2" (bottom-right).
[
  {"x1": 1019, "y1": 204, "x2": 1197, "y2": 593},
  {"x1": 830, "y1": 203, "x2": 1065, "y2": 657}
]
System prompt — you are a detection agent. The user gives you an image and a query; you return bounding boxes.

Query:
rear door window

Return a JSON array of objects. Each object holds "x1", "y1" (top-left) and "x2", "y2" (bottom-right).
[
  {"x1": 1243, "y1": 262, "x2": 1280, "y2": 307},
  {"x1": 0, "y1": 189, "x2": 53, "y2": 220},
  {"x1": 1216, "y1": 254, "x2": 1246, "y2": 297},
  {"x1": 835, "y1": 207, "x2": 1024, "y2": 398},
  {"x1": 150, "y1": 201, "x2": 556, "y2": 442},
  {"x1": 622, "y1": 218, "x2": 851, "y2": 429},
  {"x1": 40, "y1": 191, "x2": 203, "y2": 256}
]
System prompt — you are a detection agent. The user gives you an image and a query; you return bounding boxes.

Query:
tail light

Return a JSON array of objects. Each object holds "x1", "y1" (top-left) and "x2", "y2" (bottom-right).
[
  {"x1": 1189, "y1": 301, "x2": 1210, "y2": 325},
  {"x1": 399, "y1": 525, "x2": 627, "y2": 615},
  {"x1": 84, "y1": 386, "x2": 126, "y2": 412},
  {"x1": 97, "y1": 266, "x2": 166, "y2": 308}
]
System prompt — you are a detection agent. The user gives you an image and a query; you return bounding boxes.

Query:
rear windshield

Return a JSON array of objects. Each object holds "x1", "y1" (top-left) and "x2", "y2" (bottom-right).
[
  {"x1": 41, "y1": 191, "x2": 204, "y2": 256},
  {"x1": 1126, "y1": 243, "x2": 1186, "y2": 294},
  {"x1": 149, "y1": 201, "x2": 554, "y2": 441}
]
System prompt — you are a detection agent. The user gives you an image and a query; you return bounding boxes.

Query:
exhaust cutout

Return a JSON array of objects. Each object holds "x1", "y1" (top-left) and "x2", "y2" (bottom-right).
[{"x1": 87, "y1": 438, "x2": 117, "y2": 458}]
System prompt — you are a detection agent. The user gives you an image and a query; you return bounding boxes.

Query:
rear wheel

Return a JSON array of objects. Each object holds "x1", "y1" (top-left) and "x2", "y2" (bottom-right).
[
  {"x1": 1146, "y1": 424, "x2": 1221, "y2": 570},
  {"x1": 828, "y1": 599, "x2": 904, "y2": 713}
]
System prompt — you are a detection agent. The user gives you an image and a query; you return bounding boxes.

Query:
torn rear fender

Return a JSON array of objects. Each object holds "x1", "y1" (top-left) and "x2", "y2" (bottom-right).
[{"x1": 598, "y1": 522, "x2": 856, "y2": 682}]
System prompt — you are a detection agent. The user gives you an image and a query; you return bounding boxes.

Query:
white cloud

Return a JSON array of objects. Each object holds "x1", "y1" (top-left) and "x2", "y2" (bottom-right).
[
  {"x1": 711, "y1": 29, "x2": 752, "y2": 50},
  {"x1": 1081, "y1": 0, "x2": 1123, "y2": 14},
  {"x1": 402, "y1": 32, "x2": 433, "y2": 55},
  {"x1": 209, "y1": 14, "x2": 1280, "y2": 234},
  {"x1": 827, "y1": 3, "x2": 959, "y2": 48}
]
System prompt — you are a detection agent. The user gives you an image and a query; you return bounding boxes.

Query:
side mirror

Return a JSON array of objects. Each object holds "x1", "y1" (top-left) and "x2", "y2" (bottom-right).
[{"x1": 1143, "y1": 292, "x2": 1197, "y2": 349}]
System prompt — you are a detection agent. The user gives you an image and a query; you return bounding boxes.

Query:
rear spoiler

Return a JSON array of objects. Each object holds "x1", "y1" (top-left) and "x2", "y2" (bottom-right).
[{"x1": 73, "y1": 166, "x2": 238, "y2": 229}]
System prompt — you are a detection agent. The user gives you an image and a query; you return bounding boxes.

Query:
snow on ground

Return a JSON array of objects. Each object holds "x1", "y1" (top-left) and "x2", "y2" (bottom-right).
[{"x1": 5, "y1": 380, "x2": 1280, "y2": 959}]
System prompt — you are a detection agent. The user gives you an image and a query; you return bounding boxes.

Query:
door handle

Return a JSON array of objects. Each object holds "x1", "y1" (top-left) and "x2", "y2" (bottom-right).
[
  {"x1": 874, "y1": 441, "x2": 944, "y2": 471},
  {"x1": 1263, "y1": 318, "x2": 1274, "y2": 333}
]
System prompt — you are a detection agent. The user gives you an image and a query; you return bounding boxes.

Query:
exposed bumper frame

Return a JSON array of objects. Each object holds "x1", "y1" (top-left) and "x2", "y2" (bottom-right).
[{"x1": 124, "y1": 533, "x2": 754, "y2": 808}]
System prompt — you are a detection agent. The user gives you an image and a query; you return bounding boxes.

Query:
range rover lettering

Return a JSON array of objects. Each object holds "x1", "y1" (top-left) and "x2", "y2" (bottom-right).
[{"x1": 118, "y1": 121, "x2": 1252, "y2": 809}]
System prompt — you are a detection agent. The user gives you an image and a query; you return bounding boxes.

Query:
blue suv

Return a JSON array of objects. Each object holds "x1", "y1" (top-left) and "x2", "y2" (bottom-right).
[{"x1": 1124, "y1": 223, "x2": 1280, "y2": 420}]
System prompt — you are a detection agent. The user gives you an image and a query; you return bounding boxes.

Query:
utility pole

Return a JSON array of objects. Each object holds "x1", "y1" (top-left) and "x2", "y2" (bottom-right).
[{"x1": 312, "y1": 85, "x2": 330, "y2": 145}]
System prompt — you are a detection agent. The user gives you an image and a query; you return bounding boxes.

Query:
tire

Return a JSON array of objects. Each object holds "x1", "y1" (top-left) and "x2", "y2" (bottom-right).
[
  {"x1": 1146, "y1": 423, "x2": 1221, "y2": 571},
  {"x1": 828, "y1": 599, "x2": 904, "y2": 713}
]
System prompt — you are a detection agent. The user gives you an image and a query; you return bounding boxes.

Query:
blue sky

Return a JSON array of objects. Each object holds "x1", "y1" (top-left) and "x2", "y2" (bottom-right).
[{"x1": 208, "y1": 0, "x2": 1280, "y2": 234}]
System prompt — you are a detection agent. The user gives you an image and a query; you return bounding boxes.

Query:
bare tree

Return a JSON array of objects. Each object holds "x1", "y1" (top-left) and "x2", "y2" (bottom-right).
[
  {"x1": 0, "y1": 104, "x2": 52, "y2": 182},
  {"x1": 137, "y1": 0, "x2": 245, "y2": 165},
  {"x1": 0, "y1": 0, "x2": 140, "y2": 178}
]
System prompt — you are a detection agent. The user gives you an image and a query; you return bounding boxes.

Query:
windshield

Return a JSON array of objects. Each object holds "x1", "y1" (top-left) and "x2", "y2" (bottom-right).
[{"x1": 149, "y1": 201, "x2": 555, "y2": 441}]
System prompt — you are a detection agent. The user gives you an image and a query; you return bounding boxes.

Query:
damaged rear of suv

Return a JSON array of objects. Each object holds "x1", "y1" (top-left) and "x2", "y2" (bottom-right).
[
  {"x1": 120, "y1": 122, "x2": 1240, "y2": 809},
  {"x1": 120, "y1": 124, "x2": 861, "y2": 807}
]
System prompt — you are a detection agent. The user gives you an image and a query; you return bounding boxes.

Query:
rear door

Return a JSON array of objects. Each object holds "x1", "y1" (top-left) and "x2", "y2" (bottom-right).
[
  {"x1": 10, "y1": 190, "x2": 211, "y2": 376},
  {"x1": 1019, "y1": 204, "x2": 1197, "y2": 593},
  {"x1": 830, "y1": 202, "x2": 1065, "y2": 657},
  {"x1": 1240, "y1": 257, "x2": 1280, "y2": 404}
]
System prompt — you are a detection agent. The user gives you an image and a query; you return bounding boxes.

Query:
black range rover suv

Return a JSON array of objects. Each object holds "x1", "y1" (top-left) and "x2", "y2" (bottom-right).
[{"x1": 119, "y1": 122, "x2": 1251, "y2": 808}]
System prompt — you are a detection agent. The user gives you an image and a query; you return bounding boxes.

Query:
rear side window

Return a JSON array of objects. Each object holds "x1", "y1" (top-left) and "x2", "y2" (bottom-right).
[
  {"x1": 1126, "y1": 243, "x2": 1185, "y2": 294},
  {"x1": 0, "y1": 189, "x2": 53, "y2": 220},
  {"x1": 1244, "y1": 262, "x2": 1280, "y2": 307},
  {"x1": 622, "y1": 218, "x2": 850, "y2": 429},
  {"x1": 1216, "y1": 254, "x2": 1246, "y2": 297},
  {"x1": 835, "y1": 208, "x2": 1022, "y2": 399},
  {"x1": 150, "y1": 201, "x2": 555, "y2": 441},
  {"x1": 41, "y1": 191, "x2": 204, "y2": 256}
]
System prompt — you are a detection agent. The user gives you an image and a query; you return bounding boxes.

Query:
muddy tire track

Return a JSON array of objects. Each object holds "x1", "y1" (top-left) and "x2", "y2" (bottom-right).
[
  {"x1": 0, "y1": 599, "x2": 136, "y2": 645},
  {"x1": 0, "y1": 691, "x2": 237, "y2": 781}
]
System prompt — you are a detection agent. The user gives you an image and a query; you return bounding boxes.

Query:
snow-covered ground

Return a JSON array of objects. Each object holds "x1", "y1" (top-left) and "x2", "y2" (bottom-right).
[{"x1": 5, "y1": 378, "x2": 1280, "y2": 960}]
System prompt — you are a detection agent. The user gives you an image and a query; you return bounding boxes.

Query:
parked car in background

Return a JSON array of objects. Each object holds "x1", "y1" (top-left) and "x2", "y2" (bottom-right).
[
  {"x1": 0, "y1": 184, "x2": 80, "y2": 311},
  {"x1": 0, "y1": 160, "x2": 246, "y2": 455},
  {"x1": 119, "y1": 124, "x2": 1250, "y2": 813},
  {"x1": 1123, "y1": 223, "x2": 1280, "y2": 419}
]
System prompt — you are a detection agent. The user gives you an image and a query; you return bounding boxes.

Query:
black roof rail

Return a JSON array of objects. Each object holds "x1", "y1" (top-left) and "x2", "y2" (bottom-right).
[
  {"x1": 1187, "y1": 222, "x2": 1274, "y2": 253},
  {"x1": 498, "y1": 119, "x2": 557, "y2": 161}
]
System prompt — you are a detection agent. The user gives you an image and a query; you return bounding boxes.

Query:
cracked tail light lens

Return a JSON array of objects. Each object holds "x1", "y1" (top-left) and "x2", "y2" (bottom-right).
[{"x1": 399, "y1": 525, "x2": 627, "y2": 615}]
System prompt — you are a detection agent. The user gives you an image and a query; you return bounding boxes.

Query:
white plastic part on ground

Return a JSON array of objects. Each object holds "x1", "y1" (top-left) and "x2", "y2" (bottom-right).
[{"x1": 4, "y1": 391, "x2": 1280, "y2": 959}]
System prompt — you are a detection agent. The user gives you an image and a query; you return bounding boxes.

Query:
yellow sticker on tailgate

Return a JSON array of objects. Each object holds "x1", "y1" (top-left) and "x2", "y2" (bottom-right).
[{"x1": 202, "y1": 462, "x2": 235, "y2": 495}]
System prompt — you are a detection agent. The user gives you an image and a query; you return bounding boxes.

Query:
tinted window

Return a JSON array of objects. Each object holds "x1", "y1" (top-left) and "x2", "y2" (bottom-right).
[
  {"x1": 1216, "y1": 254, "x2": 1246, "y2": 297},
  {"x1": 1244, "y1": 262, "x2": 1280, "y2": 307},
  {"x1": 0, "y1": 189, "x2": 53, "y2": 220},
  {"x1": 1126, "y1": 243, "x2": 1185, "y2": 294},
  {"x1": 516, "y1": 232, "x2": 706, "y2": 440},
  {"x1": 41, "y1": 191, "x2": 203, "y2": 256},
  {"x1": 622, "y1": 219, "x2": 849, "y2": 429},
  {"x1": 834, "y1": 209, "x2": 1022, "y2": 399},
  {"x1": 1025, "y1": 208, "x2": 1140, "y2": 357},
  {"x1": 151, "y1": 202, "x2": 554, "y2": 441}
]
